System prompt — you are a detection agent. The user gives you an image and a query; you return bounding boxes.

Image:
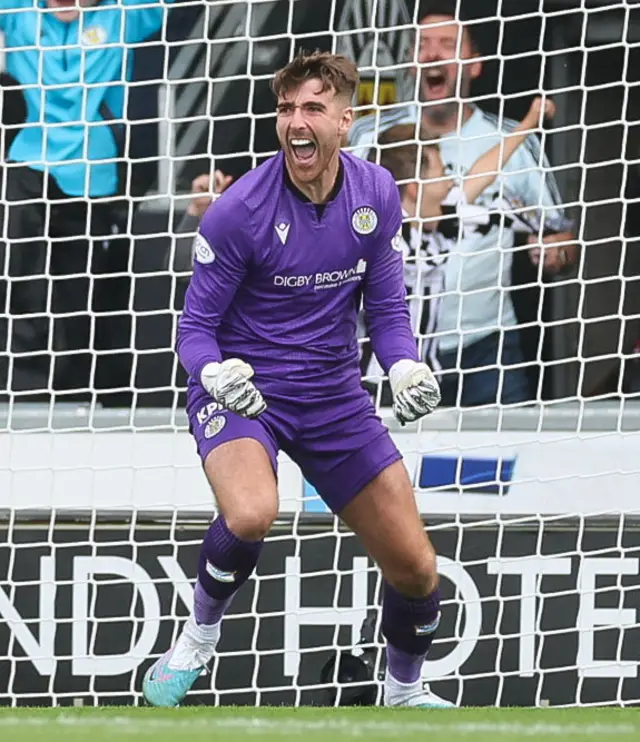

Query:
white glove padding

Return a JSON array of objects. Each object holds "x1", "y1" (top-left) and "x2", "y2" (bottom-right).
[
  {"x1": 201, "y1": 359, "x2": 266, "y2": 418},
  {"x1": 389, "y1": 359, "x2": 441, "y2": 425}
]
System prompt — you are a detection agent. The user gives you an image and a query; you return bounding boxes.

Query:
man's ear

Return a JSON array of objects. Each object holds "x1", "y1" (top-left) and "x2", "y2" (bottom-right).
[
  {"x1": 405, "y1": 181, "x2": 419, "y2": 203},
  {"x1": 339, "y1": 106, "x2": 354, "y2": 139},
  {"x1": 401, "y1": 182, "x2": 419, "y2": 220},
  {"x1": 467, "y1": 56, "x2": 483, "y2": 82}
]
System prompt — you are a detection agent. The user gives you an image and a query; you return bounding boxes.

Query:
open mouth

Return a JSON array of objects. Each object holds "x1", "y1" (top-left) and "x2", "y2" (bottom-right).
[
  {"x1": 290, "y1": 138, "x2": 317, "y2": 164},
  {"x1": 424, "y1": 69, "x2": 449, "y2": 98},
  {"x1": 50, "y1": 0, "x2": 80, "y2": 8}
]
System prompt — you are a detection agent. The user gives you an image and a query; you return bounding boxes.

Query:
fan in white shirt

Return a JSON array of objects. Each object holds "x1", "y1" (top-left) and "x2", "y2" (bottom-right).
[
  {"x1": 353, "y1": 1, "x2": 577, "y2": 406},
  {"x1": 364, "y1": 97, "x2": 567, "y2": 394}
]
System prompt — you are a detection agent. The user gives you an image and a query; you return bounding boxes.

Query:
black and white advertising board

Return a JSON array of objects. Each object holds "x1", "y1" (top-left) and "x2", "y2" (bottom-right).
[{"x1": 1, "y1": 518, "x2": 638, "y2": 708}]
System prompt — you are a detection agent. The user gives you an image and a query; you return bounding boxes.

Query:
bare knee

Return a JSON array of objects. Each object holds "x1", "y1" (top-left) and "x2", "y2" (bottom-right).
[
  {"x1": 204, "y1": 439, "x2": 278, "y2": 541},
  {"x1": 223, "y1": 494, "x2": 277, "y2": 541},
  {"x1": 384, "y1": 544, "x2": 439, "y2": 597}
]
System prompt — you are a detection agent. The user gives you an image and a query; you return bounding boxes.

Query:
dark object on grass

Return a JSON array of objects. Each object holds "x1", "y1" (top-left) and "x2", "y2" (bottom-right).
[{"x1": 319, "y1": 610, "x2": 381, "y2": 707}]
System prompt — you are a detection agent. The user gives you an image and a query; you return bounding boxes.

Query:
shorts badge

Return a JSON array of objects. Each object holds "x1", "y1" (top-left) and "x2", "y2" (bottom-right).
[{"x1": 204, "y1": 414, "x2": 226, "y2": 439}]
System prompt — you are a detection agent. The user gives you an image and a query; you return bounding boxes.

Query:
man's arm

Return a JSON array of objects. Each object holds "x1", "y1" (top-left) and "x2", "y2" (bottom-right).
[
  {"x1": 123, "y1": 0, "x2": 176, "y2": 44},
  {"x1": 464, "y1": 98, "x2": 555, "y2": 204},
  {"x1": 0, "y1": 0, "x2": 30, "y2": 30},
  {"x1": 514, "y1": 130, "x2": 578, "y2": 273},
  {"x1": 177, "y1": 193, "x2": 266, "y2": 417},
  {"x1": 362, "y1": 178, "x2": 418, "y2": 372},
  {"x1": 170, "y1": 170, "x2": 234, "y2": 277},
  {"x1": 176, "y1": 196, "x2": 248, "y2": 379},
  {"x1": 363, "y1": 172, "x2": 440, "y2": 422}
]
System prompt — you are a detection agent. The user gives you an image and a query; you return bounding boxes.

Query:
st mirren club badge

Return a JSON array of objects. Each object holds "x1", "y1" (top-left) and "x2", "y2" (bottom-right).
[
  {"x1": 352, "y1": 206, "x2": 379, "y2": 235},
  {"x1": 204, "y1": 415, "x2": 227, "y2": 439}
]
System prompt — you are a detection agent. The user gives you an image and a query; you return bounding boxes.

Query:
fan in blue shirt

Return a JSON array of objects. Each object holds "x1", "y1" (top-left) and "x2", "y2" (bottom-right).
[
  {"x1": 0, "y1": 0, "x2": 173, "y2": 197},
  {"x1": 0, "y1": 0, "x2": 174, "y2": 399}
]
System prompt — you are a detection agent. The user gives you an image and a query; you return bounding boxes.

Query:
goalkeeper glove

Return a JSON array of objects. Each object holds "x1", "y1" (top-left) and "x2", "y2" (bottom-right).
[
  {"x1": 200, "y1": 359, "x2": 266, "y2": 418},
  {"x1": 389, "y1": 359, "x2": 441, "y2": 425}
]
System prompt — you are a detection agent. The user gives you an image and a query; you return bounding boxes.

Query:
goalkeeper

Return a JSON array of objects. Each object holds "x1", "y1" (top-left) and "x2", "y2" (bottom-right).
[{"x1": 143, "y1": 50, "x2": 451, "y2": 709}]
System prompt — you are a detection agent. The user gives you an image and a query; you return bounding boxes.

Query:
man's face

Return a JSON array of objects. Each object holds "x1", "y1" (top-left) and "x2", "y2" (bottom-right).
[
  {"x1": 416, "y1": 14, "x2": 481, "y2": 121},
  {"x1": 276, "y1": 78, "x2": 352, "y2": 185},
  {"x1": 47, "y1": 0, "x2": 98, "y2": 23}
]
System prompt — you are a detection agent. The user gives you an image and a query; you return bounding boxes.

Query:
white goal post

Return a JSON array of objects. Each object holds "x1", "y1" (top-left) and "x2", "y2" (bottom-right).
[{"x1": 0, "y1": 0, "x2": 639, "y2": 709}]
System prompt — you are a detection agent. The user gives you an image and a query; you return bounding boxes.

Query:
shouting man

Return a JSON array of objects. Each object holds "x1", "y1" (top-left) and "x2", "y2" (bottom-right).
[{"x1": 143, "y1": 50, "x2": 451, "y2": 709}]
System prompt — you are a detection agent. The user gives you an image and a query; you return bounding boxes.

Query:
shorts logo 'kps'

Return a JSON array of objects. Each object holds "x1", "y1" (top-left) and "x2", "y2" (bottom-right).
[{"x1": 197, "y1": 401, "x2": 221, "y2": 425}]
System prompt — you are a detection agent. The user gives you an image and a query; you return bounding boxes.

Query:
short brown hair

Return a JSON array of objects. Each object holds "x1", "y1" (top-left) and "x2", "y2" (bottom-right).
[
  {"x1": 272, "y1": 50, "x2": 359, "y2": 101},
  {"x1": 369, "y1": 124, "x2": 438, "y2": 189},
  {"x1": 369, "y1": 124, "x2": 419, "y2": 186}
]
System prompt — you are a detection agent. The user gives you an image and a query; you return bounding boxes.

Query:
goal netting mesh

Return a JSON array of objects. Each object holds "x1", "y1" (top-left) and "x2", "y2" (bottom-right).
[{"x1": 0, "y1": 0, "x2": 639, "y2": 709}]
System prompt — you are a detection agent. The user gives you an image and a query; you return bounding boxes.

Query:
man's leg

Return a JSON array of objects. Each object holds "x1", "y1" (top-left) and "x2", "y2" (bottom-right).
[
  {"x1": 457, "y1": 330, "x2": 531, "y2": 407},
  {"x1": 194, "y1": 436, "x2": 278, "y2": 625},
  {"x1": 90, "y1": 201, "x2": 134, "y2": 407},
  {"x1": 297, "y1": 393, "x2": 452, "y2": 707},
  {"x1": 496, "y1": 329, "x2": 533, "y2": 404},
  {"x1": 339, "y1": 462, "x2": 450, "y2": 707},
  {"x1": 438, "y1": 330, "x2": 531, "y2": 407},
  {"x1": 48, "y1": 191, "x2": 130, "y2": 399},
  {"x1": 0, "y1": 166, "x2": 51, "y2": 395},
  {"x1": 143, "y1": 393, "x2": 280, "y2": 707},
  {"x1": 48, "y1": 197, "x2": 93, "y2": 398},
  {"x1": 436, "y1": 346, "x2": 461, "y2": 407}
]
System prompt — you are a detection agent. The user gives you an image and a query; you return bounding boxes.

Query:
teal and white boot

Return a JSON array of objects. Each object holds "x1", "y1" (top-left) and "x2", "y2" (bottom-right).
[
  {"x1": 383, "y1": 670, "x2": 455, "y2": 708},
  {"x1": 143, "y1": 616, "x2": 220, "y2": 707}
]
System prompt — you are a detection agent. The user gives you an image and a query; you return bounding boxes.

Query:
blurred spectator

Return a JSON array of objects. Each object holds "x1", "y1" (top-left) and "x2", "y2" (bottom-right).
[
  {"x1": 167, "y1": 169, "x2": 234, "y2": 279},
  {"x1": 0, "y1": 0, "x2": 175, "y2": 403},
  {"x1": 363, "y1": 98, "x2": 556, "y2": 400},
  {"x1": 349, "y1": 0, "x2": 578, "y2": 407},
  {"x1": 0, "y1": 73, "x2": 26, "y2": 157},
  {"x1": 377, "y1": 99, "x2": 555, "y2": 345}
]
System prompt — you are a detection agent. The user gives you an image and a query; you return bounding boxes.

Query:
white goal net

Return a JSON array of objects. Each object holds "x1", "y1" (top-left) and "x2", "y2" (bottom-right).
[{"x1": 0, "y1": 0, "x2": 639, "y2": 710}]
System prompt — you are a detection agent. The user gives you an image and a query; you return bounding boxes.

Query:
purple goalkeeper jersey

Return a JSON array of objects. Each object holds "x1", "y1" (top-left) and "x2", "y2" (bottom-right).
[{"x1": 177, "y1": 150, "x2": 418, "y2": 400}]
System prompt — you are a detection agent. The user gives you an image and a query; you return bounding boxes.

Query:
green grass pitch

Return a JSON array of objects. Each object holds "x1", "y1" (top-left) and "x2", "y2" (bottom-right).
[{"x1": 0, "y1": 706, "x2": 638, "y2": 742}]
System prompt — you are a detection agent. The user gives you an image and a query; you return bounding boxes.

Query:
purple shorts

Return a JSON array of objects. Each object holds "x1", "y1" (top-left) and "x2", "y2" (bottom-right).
[{"x1": 186, "y1": 387, "x2": 402, "y2": 514}]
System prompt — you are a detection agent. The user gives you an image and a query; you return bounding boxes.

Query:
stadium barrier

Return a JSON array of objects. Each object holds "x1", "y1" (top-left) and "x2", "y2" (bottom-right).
[{"x1": 1, "y1": 402, "x2": 638, "y2": 707}]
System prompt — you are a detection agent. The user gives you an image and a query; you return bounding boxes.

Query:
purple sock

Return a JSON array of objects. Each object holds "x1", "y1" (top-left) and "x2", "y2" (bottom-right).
[
  {"x1": 193, "y1": 580, "x2": 232, "y2": 626},
  {"x1": 382, "y1": 582, "x2": 441, "y2": 684},
  {"x1": 195, "y1": 515, "x2": 263, "y2": 625}
]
